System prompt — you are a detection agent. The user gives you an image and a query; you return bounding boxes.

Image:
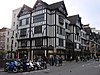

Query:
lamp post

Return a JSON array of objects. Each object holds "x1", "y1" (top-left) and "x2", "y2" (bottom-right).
[{"x1": 11, "y1": 36, "x2": 14, "y2": 59}]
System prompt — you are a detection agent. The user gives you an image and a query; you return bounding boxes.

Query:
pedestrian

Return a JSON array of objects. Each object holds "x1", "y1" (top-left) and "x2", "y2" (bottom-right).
[
  {"x1": 80, "y1": 56, "x2": 83, "y2": 61},
  {"x1": 50, "y1": 56, "x2": 54, "y2": 66},
  {"x1": 22, "y1": 55, "x2": 28, "y2": 71},
  {"x1": 58, "y1": 56, "x2": 62, "y2": 66},
  {"x1": 75, "y1": 56, "x2": 78, "y2": 62},
  {"x1": 54, "y1": 55, "x2": 58, "y2": 66}
]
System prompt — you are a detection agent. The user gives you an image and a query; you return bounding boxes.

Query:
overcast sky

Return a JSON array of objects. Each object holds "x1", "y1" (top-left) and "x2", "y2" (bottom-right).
[{"x1": 0, "y1": 0, "x2": 100, "y2": 30}]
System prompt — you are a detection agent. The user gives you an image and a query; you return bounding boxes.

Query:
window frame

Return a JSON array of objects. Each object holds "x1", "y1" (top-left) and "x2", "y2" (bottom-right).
[
  {"x1": 34, "y1": 26, "x2": 42, "y2": 34},
  {"x1": 20, "y1": 28, "x2": 27, "y2": 37},
  {"x1": 35, "y1": 38, "x2": 43, "y2": 47},
  {"x1": 26, "y1": 18, "x2": 29, "y2": 25},
  {"x1": 33, "y1": 13, "x2": 44, "y2": 23},
  {"x1": 59, "y1": 15, "x2": 64, "y2": 25},
  {"x1": 59, "y1": 38, "x2": 64, "y2": 47},
  {"x1": 21, "y1": 40, "x2": 27, "y2": 47}
]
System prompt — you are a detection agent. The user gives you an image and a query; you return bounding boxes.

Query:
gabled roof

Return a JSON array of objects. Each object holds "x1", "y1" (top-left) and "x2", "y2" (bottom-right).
[
  {"x1": 84, "y1": 27, "x2": 92, "y2": 35},
  {"x1": 18, "y1": 0, "x2": 68, "y2": 17},
  {"x1": 48, "y1": 1, "x2": 68, "y2": 15},
  {"x1": 33, "y1": 0, "x2": 48, "y2": 10},
  {"x1": 33, "y1": 0, "x2": 68, "y2": 15},
  {"x1": 67, "y1": 14, "x2": 79, "y2": 25},
  {"x1": 41, "y1": 1, "x2": 48, "y2": 7},
  {"x1": 95, "y1": 33, "x2": 100, "y2": 39},
  {"x1": 48, "y1": 1, "x2": 63, "y2": 10},
  {"x1": 67, "y1": 14, "x2": 83, "y2": 29},
  {"x1": 18, "y1": 4, "x2": 32, "y2": 17}
]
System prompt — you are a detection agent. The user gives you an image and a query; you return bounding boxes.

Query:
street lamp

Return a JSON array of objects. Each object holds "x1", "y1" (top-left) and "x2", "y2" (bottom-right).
[{"x1": 11, "y1": 36, "x2": 14, "y2": 59}]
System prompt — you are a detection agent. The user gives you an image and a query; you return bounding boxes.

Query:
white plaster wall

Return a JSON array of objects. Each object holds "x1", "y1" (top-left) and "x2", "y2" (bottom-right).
[
  {"x1": 48, "y1": 38, "x2": 54, "y2": 47},
  {"x1": 48, "y1": 26, "x2": 55, "y2": 37},
  {"x1": 5, "y1": 29, "x2": 12, "y2": 51}
]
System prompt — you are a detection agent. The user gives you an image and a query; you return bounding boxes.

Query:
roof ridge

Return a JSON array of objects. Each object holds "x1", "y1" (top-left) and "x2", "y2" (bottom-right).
[
  {"x1": 49, "y1": 0, "x2": 63, "y2": 5},
  {"x1": 68, "y1": 14, "x2": 79, "y2": 17}
]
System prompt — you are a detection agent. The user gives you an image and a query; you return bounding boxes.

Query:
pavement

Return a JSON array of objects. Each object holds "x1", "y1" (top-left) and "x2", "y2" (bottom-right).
[
  {"x1": 0, "y1": 68, "x2": 3, "y2": 72},
  {"x1": 0, "y1": 61, "x2": 69, "y2": 72},
  {"x1": 0, "y1": 59, "x2": 95, "y2": 72}
]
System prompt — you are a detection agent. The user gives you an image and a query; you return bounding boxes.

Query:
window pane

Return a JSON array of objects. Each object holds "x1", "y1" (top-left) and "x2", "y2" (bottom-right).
[
  {"x1": 57, "y1": 26, "x2": 59, "y2": 34},
  {"x1": 21, "y1": 40, "x2": 27, "y2": 47},
  {"x1": 19, "y1": 20, "x2": 22, "y2": 26},
  {"x1": 34, "y1": 26, "x2": 42, "y2": 34},
  {"x1": 33, "y1": 14, "x2": 44, "y2": 23},
  {"x1": 59, "y1": 38, "x2": 64, "y2": 47},
  {"x1": 35, "y1": 38, "x2": 43, "y2": 47},
  {"x1": 60, "y1": 27, "x2": 62, "y2": 35},
  {"x1": 22, "y1": 19, "x2": 26, "y2": 25},
  {"x1": 20, "y1": 28, "x2": 26, "y2": 37},
  {"x1": 26, "y1": 18, "x2": 29, "y2": 25},
  {"x1": 59, "y1": 15, "x2": 64, "y2": 25},
  {"x1": 65, "y1": 22, "x2": 68, "y2": 29}
]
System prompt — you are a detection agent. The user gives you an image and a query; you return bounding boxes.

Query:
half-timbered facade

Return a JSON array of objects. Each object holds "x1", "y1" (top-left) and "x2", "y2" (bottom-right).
[
  {"x1": 81, "y1": 25, "x2": 87, "y2": 57},
  {"x1": 17, "y1": 0, "x2": 70, "y2": 60},
  {"x1": 67, "y1": 15, "x2": 82, "y2": 59}
]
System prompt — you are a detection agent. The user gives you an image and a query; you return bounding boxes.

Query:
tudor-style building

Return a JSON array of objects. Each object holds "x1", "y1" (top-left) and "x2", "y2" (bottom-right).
[
  {"x1": 81, "y1": 25, "x2": 87, "y2": 57},
  {"x1": 67, "y1": 15, "x2": 82, "y2": 59},
  {"x1": 17, "y1": 0, "x2": 70, "y2": 60},
  {"x1": 91, "y1": 28, "x2": 100, "y2": 56},
  {"x1": 84, "y1": 24, "x2": 93, "y2": 57}
]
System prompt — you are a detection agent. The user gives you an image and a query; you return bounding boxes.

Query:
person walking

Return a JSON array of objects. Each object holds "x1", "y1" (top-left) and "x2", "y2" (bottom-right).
[
  {"x1": 50, "y1": 56, "x2": 54, "y2": 66},
  {"x1": 75, "y1": 56, "x2": 78, "y2": 62},
  {"x1": 54, "y1": 55, "x2": 58, "y2": 66},
  {"x1": 58, "y1": 56, "x2": 62, "y2": 66}
]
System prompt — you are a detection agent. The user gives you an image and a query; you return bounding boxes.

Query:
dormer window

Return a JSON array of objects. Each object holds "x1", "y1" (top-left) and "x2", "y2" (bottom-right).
[
  {"x1": 59, "y1": 15, "x2": 64, "y2": 25},
  {"x1": 65, "y1": 22, "x2": 68, "y2": 29},
  {"x1": 76, "y1": 27, "x2": 80, "y2": 35}
]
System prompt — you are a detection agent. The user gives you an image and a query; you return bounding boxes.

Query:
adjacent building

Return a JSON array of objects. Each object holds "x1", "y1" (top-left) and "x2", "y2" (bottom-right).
[
  {"x1": 11, "y1": 7, "x2": 21, "y2": 52},
  {"x1": 4, "y1": 7, "x2": 21, "y2": 59},
  {"x1": 91, "y1": 28, "x2": 100, "y2": 57},
  {"x1": 67, "y1": 15, "x2": 82, "y2": 59},
  {"x1": 5, "y1": 28, "x2": 12, "y2": 51},
  {"x1": 81, "y1": 25, "x2": 87, "y2": 57},
  {"x1": 0, "y1": 28, "x2": 7, "y2": 51}
]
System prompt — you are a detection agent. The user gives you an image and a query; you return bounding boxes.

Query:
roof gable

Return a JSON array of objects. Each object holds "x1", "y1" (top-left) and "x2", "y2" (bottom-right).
[
  {"x1": 68, "y1": 14, "x2": 82, "y2": 28},
  {"x1": 33, "y1": 0, "x2": 48, "y2": 11},
  {"x1": 49, "y1": 1, "x2": 63, "y2": 10},
  {"x1": 48, "y1": 1, "x2": 68, "y2": 15},
  {"x1": 67, "y1": 15, "x2": 79, "y2": 24},
  {"x1": 18, "y1": 4, "x2": 32, "y2": 17},
  {"x1": 58, "y1": 2, "x2": 68, "y2": 15},
  {"x1": 84, "y1": 27, "x2": 92, "y2": 35}
]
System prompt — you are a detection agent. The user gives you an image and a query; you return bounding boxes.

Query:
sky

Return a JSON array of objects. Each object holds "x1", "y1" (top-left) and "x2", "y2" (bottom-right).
[{"x1": 0, "y1": 0, "x2": 100, "y2": 30}]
